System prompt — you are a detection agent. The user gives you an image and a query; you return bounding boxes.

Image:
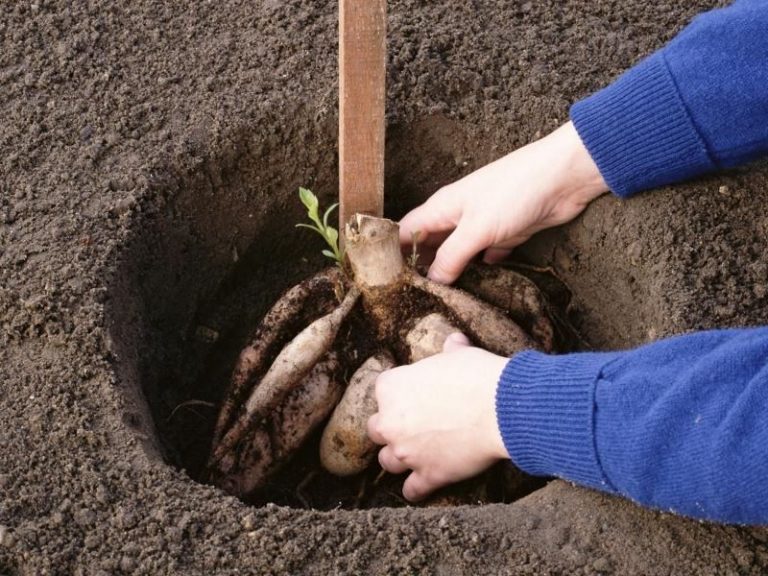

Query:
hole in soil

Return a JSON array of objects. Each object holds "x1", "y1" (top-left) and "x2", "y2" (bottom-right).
[{"x1": 108, "y1": 114, "x2": 579, "y2": 510}]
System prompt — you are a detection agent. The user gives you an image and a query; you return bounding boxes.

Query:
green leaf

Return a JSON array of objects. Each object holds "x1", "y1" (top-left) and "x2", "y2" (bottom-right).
[
  {"x1": 297, "y1": 187, "x2": 346, "y2": 270},
  {"x1": 323, "y1": 203, "x2": 338, "y2": 229},
  {"x1": 295, "y1": 223, "x2": 322, "y2": 234},
  {"x1": 298, "y1": 187, "x2": 320, "y2": 224},
  {"x1": 298, "y1": 187, "x2": 317, "y2": 211},
  {"x1": 326, "y1": 226, "x2": 338, "y2": 247}
]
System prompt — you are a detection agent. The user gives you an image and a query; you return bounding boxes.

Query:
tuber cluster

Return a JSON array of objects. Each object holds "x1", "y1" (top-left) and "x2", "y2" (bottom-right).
[{"x1": 207, "y1": 214, "x2": 557, "y2": 500}]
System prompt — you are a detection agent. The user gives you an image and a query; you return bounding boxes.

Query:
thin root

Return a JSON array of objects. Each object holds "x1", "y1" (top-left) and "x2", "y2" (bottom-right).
[
  {"x1": 296, "y1": 469, "x2": 317, "y2": 509},
  {"x1": 167, "y1": 400, "x2": 216, "y2": 423}
]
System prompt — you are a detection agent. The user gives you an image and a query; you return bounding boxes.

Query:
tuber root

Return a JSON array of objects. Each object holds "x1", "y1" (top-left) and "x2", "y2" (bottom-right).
[
  {"x1": 406, "y1": 312, "x2": 461, "y2": 362},
  {"x1": 456, "y1": 264, "x2": 556, "y2": 352},
  {"x1": 210, "y1": 283, "x2": 359, "y2": 467},
  {"x1": 217, "y1": 353, "x2": 344, "y2": 497},
  {"x1": 408, "y1": 271, "x2": 534, "y2": 356},
  {"x1": 319, "y1": 351, "x2": 396, "y2": 476},
  {"x1": 211, "y1": 268, "x2": 343, "y2": 449}
]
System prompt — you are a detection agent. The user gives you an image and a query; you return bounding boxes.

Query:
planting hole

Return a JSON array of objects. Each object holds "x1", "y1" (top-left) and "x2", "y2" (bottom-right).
[{"x1": 107, "y1": 114, "x2": 626, "y2": 509}]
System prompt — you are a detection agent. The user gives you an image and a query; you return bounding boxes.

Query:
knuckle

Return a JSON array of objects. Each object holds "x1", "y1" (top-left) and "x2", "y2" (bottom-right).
[
  {"x1": 391, "y1": 444, "x2": 409, "y2": 462},
  {"x1": 371, "y1": 418, "x2": 392, "y2": 441}
]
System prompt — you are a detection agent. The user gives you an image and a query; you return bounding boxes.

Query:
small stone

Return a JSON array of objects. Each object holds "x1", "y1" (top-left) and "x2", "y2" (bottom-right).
[
  {"x1": 529, "y1": 77, "x2": 544, "y2": 95},
  {"x1": 117, "y1": 509, "x2": 137, "y2": 529},
  {"x1": 84, "y1": 533, "x2": 101, "y2": 549},
  {"x1": 241, "y1": 513, "x2": 257, "y2": 530},
  {"x1": 626, "y1": 241, "x2": 642, "y2": 265},
  {"x1": 80, "y1": 125, "x2": 94, "y2": 142},
  {"x1": 718, "y1": 185, "x2": 730, "y2": 196},
  {"x1": 523, "y1": 515, "x2": 540, "y2": 530},
  {"x1": 119, "y1": 555, "x2": 137, "y2": 572},
  {"x1": 165, "y1": 526, "x2": 183, "y2": 544},
  {"x1": 151, "y1": 509, "x2": 167, "y2": 523},
  {"x1": 95, "y1": 483, "x2": 110, "y2": 504},
  {"x1": 112, "y1": 195, "x2": 136, "y2": 216},
  {"x1": 592, "y1": 558, "x2": 611, "y2": 573},
  {"x1": 438, "y1": 515, "x2": 449, "y2": 530},
  {"x1": 177, "y1": 512, "x2": 192, "y2": 531},
  {"x1": 195, "y1": 325, "x2": 220, "y2": 343},
  {"x1": 75, "y1": 508, "x2": 96, "y2": 527},
  {"x1": 0, "y1": 525, "x2": 14, "y2": 548},
  {"x1": 108, "y1": 176, "x2": 134, "y2": 192}
]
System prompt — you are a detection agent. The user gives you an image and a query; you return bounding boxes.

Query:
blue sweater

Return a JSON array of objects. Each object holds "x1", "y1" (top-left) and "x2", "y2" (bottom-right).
[{"x1": 497, "y1": 0, "x2": 768, "y2": 525}]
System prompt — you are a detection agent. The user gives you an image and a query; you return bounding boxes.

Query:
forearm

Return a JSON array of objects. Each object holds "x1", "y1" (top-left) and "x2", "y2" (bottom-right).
[
  {"x1": 497, "y1": 327, "x2": 768, "y2": 524},
  {"x1": 571, "y1": 0, "x2": 768, "y2": 197}
]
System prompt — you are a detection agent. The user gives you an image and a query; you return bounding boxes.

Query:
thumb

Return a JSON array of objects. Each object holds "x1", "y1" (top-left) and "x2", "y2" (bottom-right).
[{"x1": 443, "y1": 332, "x2": 471, "y2": 353}]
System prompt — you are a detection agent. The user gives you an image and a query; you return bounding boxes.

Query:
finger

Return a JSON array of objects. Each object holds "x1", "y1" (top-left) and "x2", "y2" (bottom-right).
[
  {"x1": 442, "y1": 332, "x2": 471, "y2": 353},
  {"x1": 428, "y1": 220, "x2": 488, "y2": 284},
  {"x1": 404, "y1": 230, "x2": 451, "y2": 251},
  {"x1": 402, "y1": 471, "x2": 438, "y2": 502},
  {"x1": 366, "y1": 413, "x2": 387, "y2": 445},
  {"x1": 378, "y1": 445, "x2": 409, "y2": 474},
  {"x1": 482, "y1": 246, "x2": 512, "y2": 264},
  {"x1": 399, "y1": 191, "x2": 461, "y2": 246}
]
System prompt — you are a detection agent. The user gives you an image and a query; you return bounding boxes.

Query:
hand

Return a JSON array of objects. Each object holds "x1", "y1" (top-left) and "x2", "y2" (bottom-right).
[
  {"x1": 399, "y1": 121, "x2": 608, "y2": 283},
  {"x1": 367, "y1": 333, "x2": 510, "y2": 502}
]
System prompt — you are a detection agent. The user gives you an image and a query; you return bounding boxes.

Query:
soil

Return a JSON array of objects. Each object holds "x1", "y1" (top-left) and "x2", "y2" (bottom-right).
[{"x1": 3, "y1": 0, "x2": 768, "y2": 575}]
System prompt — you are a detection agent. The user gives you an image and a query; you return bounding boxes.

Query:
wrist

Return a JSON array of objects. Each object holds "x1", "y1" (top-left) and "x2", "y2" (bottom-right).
[
  {"x1": 542, "y1": 121, "x2": 609, "y2": 209},
  {"x1": 484, "y1": 353, "x2": 512, "y2": 460}
]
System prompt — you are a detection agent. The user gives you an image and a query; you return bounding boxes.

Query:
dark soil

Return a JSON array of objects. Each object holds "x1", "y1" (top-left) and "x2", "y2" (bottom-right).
[{"x1": 4, "y1": 0, "x2": 768, "y2": 574}]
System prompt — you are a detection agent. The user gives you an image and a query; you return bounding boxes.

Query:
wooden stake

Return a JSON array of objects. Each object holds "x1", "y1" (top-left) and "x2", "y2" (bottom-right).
[{"x1": 339, "y1": 0, "x2": 386, "y2": 231}]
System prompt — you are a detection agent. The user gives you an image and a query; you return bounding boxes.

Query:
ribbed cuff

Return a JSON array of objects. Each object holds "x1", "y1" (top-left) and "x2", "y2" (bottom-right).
[
  {"x1": 496, "y1": 350, "x2": 620, "y2": 492},
  {"x1": 570, "y1": 52, "x2": 715, "y2": 198}
]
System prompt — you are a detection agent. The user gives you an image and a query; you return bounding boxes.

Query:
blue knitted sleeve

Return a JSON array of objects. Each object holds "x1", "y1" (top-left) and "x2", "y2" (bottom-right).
[
  {"x1": 496, "y1": 328, "x2": 768, "y2": 524},
  {"x1": 570, "y1": 0, "x2": 768, "y2": 197}
]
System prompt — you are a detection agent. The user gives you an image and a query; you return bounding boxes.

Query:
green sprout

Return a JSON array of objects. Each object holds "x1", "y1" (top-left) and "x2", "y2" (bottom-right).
[
  {"x1": 296, "y1": 187, "x2": 345, "y2": 268},
  {"x1": 408, "y1": 230, "x2": 421, "y2": 268}
]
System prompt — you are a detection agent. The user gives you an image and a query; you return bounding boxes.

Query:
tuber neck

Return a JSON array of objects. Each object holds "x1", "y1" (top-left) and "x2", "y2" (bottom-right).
[{"x1": 344, "y1": 214, "x2": 405, "y2": 289}]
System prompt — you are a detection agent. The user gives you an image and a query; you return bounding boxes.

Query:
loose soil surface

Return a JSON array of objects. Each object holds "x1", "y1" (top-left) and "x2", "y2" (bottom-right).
[{"x1": 3, "y1": 0, "x2": 768, "y2": 574}]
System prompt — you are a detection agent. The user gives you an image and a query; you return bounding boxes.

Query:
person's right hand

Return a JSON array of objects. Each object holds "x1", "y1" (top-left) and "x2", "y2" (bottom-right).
[{"x1": 399, "y1": 121, "x2": 608, "y2": 284}]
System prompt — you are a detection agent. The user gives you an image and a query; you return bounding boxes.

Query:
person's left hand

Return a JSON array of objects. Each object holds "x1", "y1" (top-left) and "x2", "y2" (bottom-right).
[{"x1": 366, "y1": 333, "x2": 510, "y2": 501}]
